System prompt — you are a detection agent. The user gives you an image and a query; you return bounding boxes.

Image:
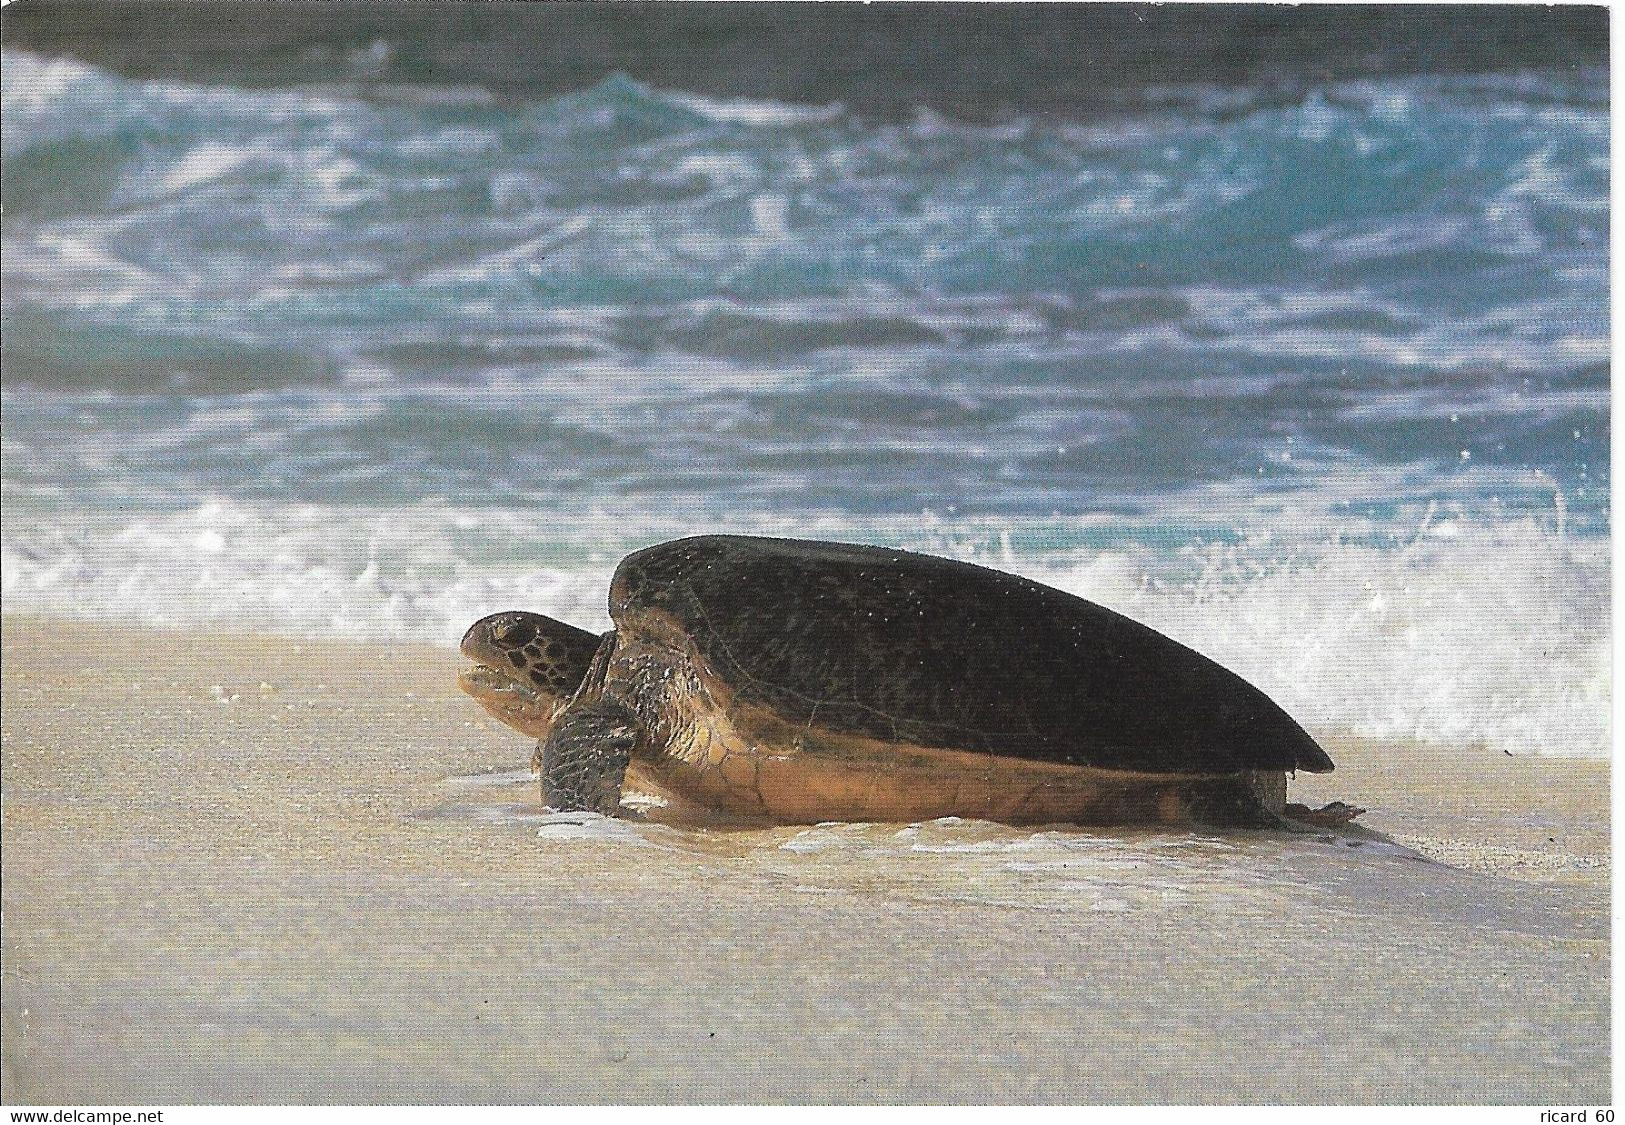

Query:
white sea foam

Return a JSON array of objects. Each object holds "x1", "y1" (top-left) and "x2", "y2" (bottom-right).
[
  {"x1": 532, "y1": 811, "x2": 664, "y2": 847},
  {"x1": 0, "y1": 498, "x2": 1608, "y2": 758},
  {"x1": 662, "y1": 88, "x2": 845, "y2": 128},
  {"x1": 1031, "y1": 523, "x2": 1609, "y2": 758}
]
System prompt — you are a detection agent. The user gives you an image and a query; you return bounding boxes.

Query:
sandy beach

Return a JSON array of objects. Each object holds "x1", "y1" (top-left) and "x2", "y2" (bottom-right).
[{"x1": 1, "y1": 616, "x2": 1608, "y2": 1104}]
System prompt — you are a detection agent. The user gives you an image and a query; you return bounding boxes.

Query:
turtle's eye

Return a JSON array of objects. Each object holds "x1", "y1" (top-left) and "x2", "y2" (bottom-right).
[{"x1": 494, "y1": 619, "x2": 538, "y2": 647}]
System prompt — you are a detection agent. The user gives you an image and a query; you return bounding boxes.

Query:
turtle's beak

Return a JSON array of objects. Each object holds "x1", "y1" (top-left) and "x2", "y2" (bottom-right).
[
  {"x1": 460, "y1": 612, "x2": 527, "y2": 685},
  {"x1": 457, "y1": 661, "x2": 533, "y2": 700},
  {"x1": 458, "y1": 614, "x2": 541, "y2": 702},
  {"x1": 457, "y1": 659, "x2": 558, "y2": 739},
  {"x1": 459, "y1": 613, "x2": 506, "y2": 665}
]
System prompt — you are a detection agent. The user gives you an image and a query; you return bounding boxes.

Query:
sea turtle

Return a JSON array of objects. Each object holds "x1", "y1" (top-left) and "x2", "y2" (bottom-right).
[{"x1": 459, "y1": 535, "x2": 1360, "y2": 829}]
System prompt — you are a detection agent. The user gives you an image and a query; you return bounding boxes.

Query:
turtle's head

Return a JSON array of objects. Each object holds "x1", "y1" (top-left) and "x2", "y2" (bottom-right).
[{"x1": 458, "y1": 611, "x2": 603, "y2": 739}]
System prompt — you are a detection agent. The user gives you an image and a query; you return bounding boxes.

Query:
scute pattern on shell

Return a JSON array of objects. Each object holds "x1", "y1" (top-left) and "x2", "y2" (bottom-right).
[{"x1": 609, "y1": 535, "x2": 1332, "y2": 776}]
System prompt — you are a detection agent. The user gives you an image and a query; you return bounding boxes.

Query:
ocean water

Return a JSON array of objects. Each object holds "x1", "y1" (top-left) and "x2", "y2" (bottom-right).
[{"x1": 0, "y1": 36, "x2": 1609, "y2": 757}]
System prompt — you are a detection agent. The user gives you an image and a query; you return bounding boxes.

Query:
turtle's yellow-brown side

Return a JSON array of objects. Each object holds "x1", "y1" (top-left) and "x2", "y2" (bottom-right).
[{"x1": 605, "y1": 619, "x2": 1286, "y2": 826}]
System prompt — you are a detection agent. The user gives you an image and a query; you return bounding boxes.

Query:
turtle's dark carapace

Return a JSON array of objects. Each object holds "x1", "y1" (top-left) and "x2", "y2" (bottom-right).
[{"x1": 610, "y1": 535, "x2": 1333, "y2": 776}]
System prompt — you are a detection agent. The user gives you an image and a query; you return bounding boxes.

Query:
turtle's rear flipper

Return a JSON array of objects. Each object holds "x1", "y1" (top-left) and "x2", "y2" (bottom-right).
[
  {"x1": 1285, "y1": 801, "x2": 1366, "y2": 827},
  {"x1": 539, "y1": 700, "x2": 643, "y2": 816}
]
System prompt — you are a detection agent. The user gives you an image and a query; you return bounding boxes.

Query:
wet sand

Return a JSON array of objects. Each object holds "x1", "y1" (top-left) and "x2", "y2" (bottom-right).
[{"x1": 0, "y1": 616, "x2": 1608, "y2": 1103}]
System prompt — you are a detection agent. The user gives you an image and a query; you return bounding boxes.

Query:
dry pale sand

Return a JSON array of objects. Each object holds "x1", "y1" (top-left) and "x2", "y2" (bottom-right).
[{"x1": 0, "y1": 616, "x2": 1608, "y2": 1104}]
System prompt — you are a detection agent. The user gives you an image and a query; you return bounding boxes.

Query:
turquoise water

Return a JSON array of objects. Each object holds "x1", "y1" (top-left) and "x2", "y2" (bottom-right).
[{"x1": 0, "y1": 39, "x2": 1609, "y2": 755}]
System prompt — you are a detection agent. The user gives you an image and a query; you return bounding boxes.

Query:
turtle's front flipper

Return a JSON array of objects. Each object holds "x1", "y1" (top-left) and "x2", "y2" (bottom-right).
[{"x1": 537, "y1": 700, "x2": 644, "y2": 815}]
